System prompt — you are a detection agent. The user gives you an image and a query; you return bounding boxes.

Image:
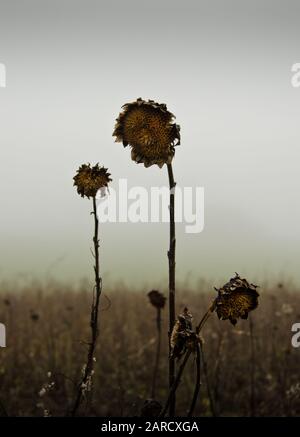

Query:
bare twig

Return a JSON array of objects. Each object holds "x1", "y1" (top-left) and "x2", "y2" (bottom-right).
[
  {"x1": 167, "y1": 162, "x2": 176, "y2": 416},
  {"x1": 101, "y1": 294, "x2": 111, "y2": 312},
  {"x1": 196, "y1": 303, "x2": 216, "y2": 333}
]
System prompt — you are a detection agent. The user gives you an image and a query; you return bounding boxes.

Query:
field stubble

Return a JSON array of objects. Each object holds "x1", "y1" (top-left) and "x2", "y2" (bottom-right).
[{"x1": 0, "y1": 280, "x2": 299, "y2": 417}]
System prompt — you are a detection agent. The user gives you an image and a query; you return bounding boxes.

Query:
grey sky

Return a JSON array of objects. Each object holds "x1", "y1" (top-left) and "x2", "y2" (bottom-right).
[{"x1": 0, "y1": 0, "x2": 299, "y2": 287}]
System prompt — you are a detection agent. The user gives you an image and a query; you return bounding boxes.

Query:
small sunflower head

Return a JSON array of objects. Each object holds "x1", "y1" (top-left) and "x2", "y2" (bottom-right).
[
  {"x1": 147, "y1": 290, "x2": 166, "y2": 309},
  {"x1": 73, "y1": 163, "x2": 112, "y2": 199},
  {"x1": 113, "y1": 98, "x2": 180, "y2": 168},
  {"x1": 215, "y1": 273, "x2": 259, "y2": 325}
]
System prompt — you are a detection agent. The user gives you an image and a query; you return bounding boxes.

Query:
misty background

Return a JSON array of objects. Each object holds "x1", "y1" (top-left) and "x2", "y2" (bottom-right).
[{"x1": 0, "y1": 0, "x2": 299, "y2": 288}]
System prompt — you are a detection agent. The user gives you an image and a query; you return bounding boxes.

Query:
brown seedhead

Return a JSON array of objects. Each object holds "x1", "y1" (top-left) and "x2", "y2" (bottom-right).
[{"x1": 113, "y1": 98, "x2": 180, "y2": 168}]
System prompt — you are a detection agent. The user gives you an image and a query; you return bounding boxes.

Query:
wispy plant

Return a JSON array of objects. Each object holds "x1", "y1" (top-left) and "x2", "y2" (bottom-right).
[
  {"x1": 71, "y1": 163, "x2": 112, "y2": 416},
  {"x1": 113, "y1": 98, "x2": 180, "y2": 416},
  {"x1": 161, "y1": 273, "x2": 260, "y2": 417}
]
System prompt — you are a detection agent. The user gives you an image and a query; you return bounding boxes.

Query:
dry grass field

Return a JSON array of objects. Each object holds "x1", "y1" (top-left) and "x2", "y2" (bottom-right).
[{"x1": 0, "y1": 279, "x2": 299, "y2": 417}]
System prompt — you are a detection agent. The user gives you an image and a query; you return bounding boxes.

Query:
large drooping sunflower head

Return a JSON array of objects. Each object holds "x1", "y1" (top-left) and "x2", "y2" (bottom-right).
[
  {"x1": 214, "y1": 273, "x2": 259, "y2": 325},
  {"x1": 113, "y1": 98, "x2": 180, "y2": 168},
  {"x1": 73, "y1": 163, "x2": 112, "y2": 198}
]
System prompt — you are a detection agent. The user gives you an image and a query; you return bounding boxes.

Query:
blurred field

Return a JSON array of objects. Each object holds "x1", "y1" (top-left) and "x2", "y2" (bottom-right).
[{"x1": 0, "y1": 279, "x2": 299, "y2": 417}]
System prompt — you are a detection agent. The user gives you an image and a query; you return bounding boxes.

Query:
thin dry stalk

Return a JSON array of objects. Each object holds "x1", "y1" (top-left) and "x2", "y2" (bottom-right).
[
  {"x1": 249, "y1": 315, "x2": 256, "y2": 417},
  {"x1": 212, "y1": 332, "x2": 224, "y2": 416},
  {"x1": 160, "y1": 350, "x2": 192, "y2": 417},
  {"x1": 151, "y1": 307, "x2": 162, "y2": 399},
  {"x1": 188, "y1": 343, "x2": 201, "y2": 417},
  {"x1": 71, "y1": 196, "x2": 102, "y2": 416},
  {"x1": 201, "y1": 343, "x2": 217, "y2": 417},
  {"x1": 167, "y1": 162, "x2": 176, "y2": 416}
]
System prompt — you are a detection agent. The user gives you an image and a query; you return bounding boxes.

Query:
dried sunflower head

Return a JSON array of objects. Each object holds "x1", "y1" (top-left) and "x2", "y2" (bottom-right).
[
  {"x1": 73, "y1": 163, "x2": 112, "y2": 198},
  {"x1": 215, "y1": 273, "x2": 259, "y2": 325},
  {"x1": 113, "y1": 98, "x2": 180, "y2": 168},
  {"x1": 170, "y1": 307, "x2": 194, "y2": 359},
  {"x1": 147, "y1": 290, "x2": 166, "y2": 309}
]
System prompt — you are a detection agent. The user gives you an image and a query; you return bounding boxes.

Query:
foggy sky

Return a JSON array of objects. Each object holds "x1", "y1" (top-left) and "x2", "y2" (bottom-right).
[{"x1": 0, "y1": 0, "x2": 300, "y2": 288}]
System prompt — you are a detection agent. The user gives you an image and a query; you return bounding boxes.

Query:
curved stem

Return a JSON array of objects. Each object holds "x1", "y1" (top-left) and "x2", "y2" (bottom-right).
[
  {"x1": 71, "y1": 196, "x2": 102, "y2": 416},
  {"x1": 200, "y1": 342, "x2": 217, "y2": 416},
  {"x1": 188, "y1": 343, "x2": 201, "y2": 417},
  {"x1": 160, "y1": 350, "x2": 192, "y2": 417},
  {"x1": 196, "y1": 301, "x2": 216, "y2": 334},
  {"x1": 167, "y1": 163, "x2": 176, "y2": 416},
  {"x1": 161, "y1": 300, "x2": 216, "y2": 417}
]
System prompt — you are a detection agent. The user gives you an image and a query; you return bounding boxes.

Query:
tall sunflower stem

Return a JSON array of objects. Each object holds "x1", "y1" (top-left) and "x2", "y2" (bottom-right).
[
  {"x1": 71, "y1": 196, "x2": 102, "y2": 416},
  {"x1": 167, "y1": 162, "x2": 176, "y2": 416}
]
